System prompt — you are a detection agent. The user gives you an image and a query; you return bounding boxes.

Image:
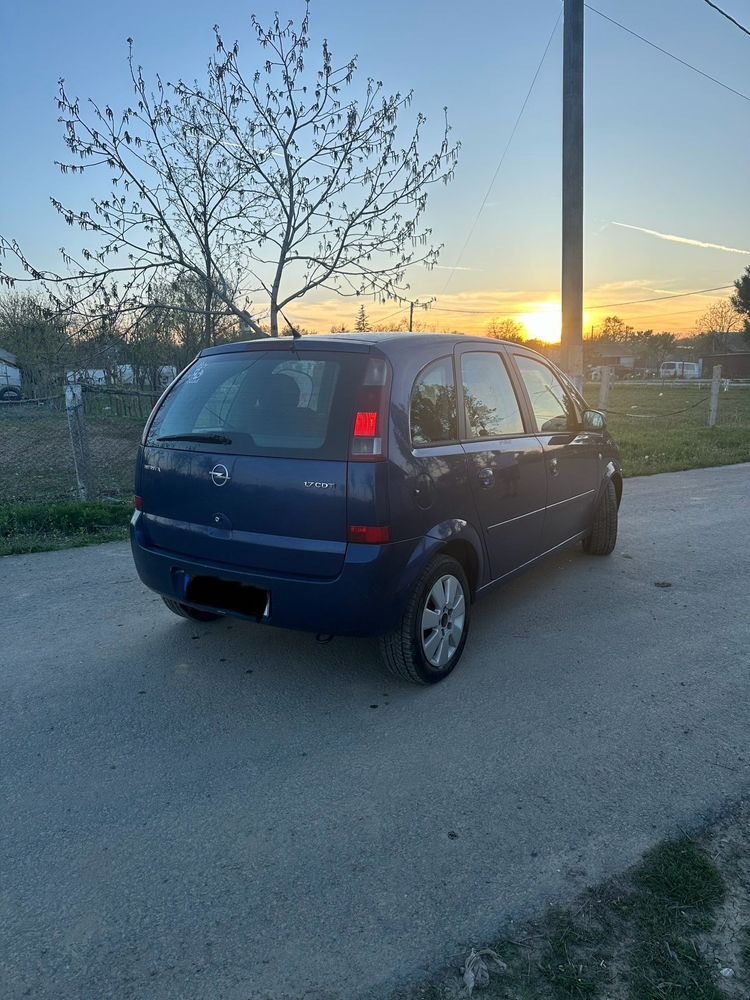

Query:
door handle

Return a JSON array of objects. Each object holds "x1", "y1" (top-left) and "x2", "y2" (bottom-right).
[
  {"x1": 549, "y1": 457, "x2": 560, "y2": 477},
  {"x1": 477, "y1": 468, "x2": 494, "y2": 488}
]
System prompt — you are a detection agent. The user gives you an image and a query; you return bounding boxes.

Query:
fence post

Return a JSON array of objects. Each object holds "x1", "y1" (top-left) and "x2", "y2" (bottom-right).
[
  {"x1": 598, "y1": 366, "x2": 611, "y2": 412},
  {"x1": 65, "y1": 384, "x2": 95, "y2": 500},
  {"x1": 707, "y1": 365, "x2": 722, "y2": 428}
]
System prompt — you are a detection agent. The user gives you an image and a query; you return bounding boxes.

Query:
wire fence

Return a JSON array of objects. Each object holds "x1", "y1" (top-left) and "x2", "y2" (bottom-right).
[
  {"x1": 0, "y1": 387, "x2": 159, "y2": 505},
  {"x1": 589, "y1": 368, "x2": 750, "y2": 427}
]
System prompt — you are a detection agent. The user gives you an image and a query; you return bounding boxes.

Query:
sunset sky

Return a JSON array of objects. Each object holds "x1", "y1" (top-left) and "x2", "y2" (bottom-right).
[{"x1": 1, "y1": 0, "x2": 749, "y2": 341}]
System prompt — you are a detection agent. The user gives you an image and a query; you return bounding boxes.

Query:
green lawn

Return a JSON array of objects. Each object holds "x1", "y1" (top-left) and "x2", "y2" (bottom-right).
[{"x1": 585, "y1": 382, "x2": 750, "y2": 477}]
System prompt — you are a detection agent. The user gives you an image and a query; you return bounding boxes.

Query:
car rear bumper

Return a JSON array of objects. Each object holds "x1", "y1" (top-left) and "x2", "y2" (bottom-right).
[{"x1": 130, "y1": 512, "x2": 437, "y2": 637}]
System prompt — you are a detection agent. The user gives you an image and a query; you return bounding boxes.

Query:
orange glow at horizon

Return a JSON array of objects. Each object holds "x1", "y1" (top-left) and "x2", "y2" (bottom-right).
[
  {"x1": 517, "y1": 303, "x2": 597, "y2": 344},
  {"x1": 287, "y1": 289, "x2": 718, "y2": 339}
]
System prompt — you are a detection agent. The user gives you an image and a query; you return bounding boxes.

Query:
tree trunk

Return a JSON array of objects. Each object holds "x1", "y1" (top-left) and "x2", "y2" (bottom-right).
[
  {"x1": 204, "y1": 284, "x2": 214, "y2": 348},
  {"x1": 270, "y1": 301, "x2": 279, "y2": 338}
]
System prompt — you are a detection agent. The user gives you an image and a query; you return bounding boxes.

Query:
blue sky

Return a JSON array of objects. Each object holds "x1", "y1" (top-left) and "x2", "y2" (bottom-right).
[{"x1": 1, "y1": 0, "x2": 749, "y2": 336}]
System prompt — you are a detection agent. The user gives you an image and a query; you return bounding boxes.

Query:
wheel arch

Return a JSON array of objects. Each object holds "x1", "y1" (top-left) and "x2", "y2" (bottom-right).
[
  {"x1": 611, "y1": 471, "x2": 623, "y2": 508},
  {"x1": 436, "y1": 538, "x2": 481, "y2": 600},
  {"x1": 603, "y1": 459, "x2": 623, "y2": 509}
]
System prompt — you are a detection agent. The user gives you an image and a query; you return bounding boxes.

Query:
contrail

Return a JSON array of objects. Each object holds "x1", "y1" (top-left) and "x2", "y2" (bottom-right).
[{"x1": 611, "y1": 221, "x2": 750, "y2": 256}]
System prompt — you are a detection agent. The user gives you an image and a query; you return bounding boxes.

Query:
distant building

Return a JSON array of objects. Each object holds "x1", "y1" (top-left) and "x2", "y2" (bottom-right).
[
  {"x1": 585, "y1": 340, "x2": 640, "y2": 377},
  {"x1": 698, "y1": 352, "x2": 750, "y2": 379}
]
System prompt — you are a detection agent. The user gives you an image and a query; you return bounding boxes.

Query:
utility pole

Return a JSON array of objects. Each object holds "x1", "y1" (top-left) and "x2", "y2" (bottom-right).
[
  {"x1": 405, "y1": 296, "x2": 435, "y2": 332},
  {"x1": 561, "y1": 0, "x2": 584, "y2": 389}
]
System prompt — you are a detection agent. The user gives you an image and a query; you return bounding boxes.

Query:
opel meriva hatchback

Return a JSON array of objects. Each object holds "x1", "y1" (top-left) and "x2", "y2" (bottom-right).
[{"x1": 131, "y1": 333, "x2": 622, "y2": 683}]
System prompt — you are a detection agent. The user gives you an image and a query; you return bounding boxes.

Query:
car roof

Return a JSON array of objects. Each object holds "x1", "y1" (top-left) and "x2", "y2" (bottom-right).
[{"x1": 202, "y1": 331, "x2": 548, "y2": 358}]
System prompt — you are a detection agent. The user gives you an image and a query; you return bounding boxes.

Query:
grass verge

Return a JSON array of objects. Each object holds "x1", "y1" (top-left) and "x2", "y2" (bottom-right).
[
  {"x1": 395, "y1": 803, "x2": 750, "y2": 999},
  {"x1": 589, "y1": 384, "x2": 750, "y2": 477},
  {"x1": 0, "y1": 501, "x2": 131, "y2": 556}
]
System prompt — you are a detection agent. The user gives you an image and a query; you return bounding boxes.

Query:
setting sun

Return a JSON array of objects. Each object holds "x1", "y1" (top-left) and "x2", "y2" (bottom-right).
[
  {"x1": 518, "y1": 305, "x2": 562, "y2": 343},
  {"x1": 516, "y1": 304, "x2": 596, "y2": 343}
]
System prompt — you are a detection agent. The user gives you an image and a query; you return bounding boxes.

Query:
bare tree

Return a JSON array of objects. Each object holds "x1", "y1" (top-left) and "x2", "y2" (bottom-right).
[
  {"x1": 0, "y1": 4, "x2": 459, "y2": 341},
  {"x1": 630, "y1": 331, "x2": 675, "y2": 369},
  {"x1": 1, "y1": 59, "x2": 261, "y2": 343},
  {"x1": 597, "y1": 316, "x2": 634, "y2": 342},
  {"x1": 486, "y1": 318, "x2": 526, "y2": 342},
  {"x1": 695, "y1": 298, "x2": 744, "y2": 350},
  {"x1": 0, "y1": 293, "x2": 72, "y2": 395}
]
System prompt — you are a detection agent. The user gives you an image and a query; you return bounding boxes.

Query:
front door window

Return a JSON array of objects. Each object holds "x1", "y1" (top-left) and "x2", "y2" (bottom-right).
[{"x1": 513, "y1": 355, "x2": 579, "y2": 433}]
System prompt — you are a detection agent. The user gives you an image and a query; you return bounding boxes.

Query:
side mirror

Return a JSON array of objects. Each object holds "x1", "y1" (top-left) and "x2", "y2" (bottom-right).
[{"x1": 582, "y1": 409, "x2": 607, "y2": 431}]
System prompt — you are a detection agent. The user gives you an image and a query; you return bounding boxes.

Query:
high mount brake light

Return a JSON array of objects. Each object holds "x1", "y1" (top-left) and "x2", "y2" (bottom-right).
[{"x1": 349, "y1": 356, "x2": 391, "y2": 461}]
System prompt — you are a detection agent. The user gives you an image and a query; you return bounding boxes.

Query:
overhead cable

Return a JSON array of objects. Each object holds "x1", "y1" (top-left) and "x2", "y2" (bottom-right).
[
  {"x1": 585, "y1": 4, "x2": 750, "y2": 103},
  {"x1": 440, "y1": 9, "x2": 563, "y2": 292},
  {"x1": 703, "y1": 0, "x2": 750, "y2": 38}
]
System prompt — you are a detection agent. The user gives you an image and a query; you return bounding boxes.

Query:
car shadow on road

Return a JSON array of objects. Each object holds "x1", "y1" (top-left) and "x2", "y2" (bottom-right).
[{"x1": 127, "y1": 547, "x2": 598, "y2": 713}]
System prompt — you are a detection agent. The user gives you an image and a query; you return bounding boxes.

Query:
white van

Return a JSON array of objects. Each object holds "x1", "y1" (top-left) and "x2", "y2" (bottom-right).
[
  {"x1": 0, "y1": 361, "x2": 23, "y2": 400},
  {"x1": 659, "y1": 361, "x2": 701, "y2": 379}
]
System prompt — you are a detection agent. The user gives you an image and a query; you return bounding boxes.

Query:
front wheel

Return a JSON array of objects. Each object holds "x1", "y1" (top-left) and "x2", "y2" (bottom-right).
[
  {"x1": 162, "y1": 597, "x2": 221, "y2": 622},
  {"x1": 379, "y1": 555, "x2": 471, "y2": 684},
  {"x1": 583, "y1": 479, "x2": 618, "y2": 555}
]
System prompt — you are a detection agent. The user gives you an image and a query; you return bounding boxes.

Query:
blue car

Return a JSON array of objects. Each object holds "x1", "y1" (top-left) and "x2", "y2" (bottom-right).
[{"x1": 131, "y1": 333, "x2": 622, "y2": 683}]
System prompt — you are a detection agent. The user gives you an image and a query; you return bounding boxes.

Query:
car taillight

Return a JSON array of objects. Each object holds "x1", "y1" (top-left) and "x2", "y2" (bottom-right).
[
  {"x1": 353, "y1": 411, "x2": 378, "y2": 438},
  {"x1": 348, "y1": 525, "x2": 391, "y2": 544},
  {"x1": 350, "y1": 356, "x2": 391, "y2": 461},
  {"x1": 134, "y1": 495, "x2": 144, "y2": 511}
]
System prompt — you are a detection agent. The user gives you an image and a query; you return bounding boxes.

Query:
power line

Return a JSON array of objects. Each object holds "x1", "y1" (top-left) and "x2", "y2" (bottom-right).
[
  {"x1": 376, "y1": 306, "x2": 409, "y2": 324},
  {"x1": 440, "y1": 9, "x2": 563, "y2": 293},
  {"x1": 703, "y1": 0, "x2": 750, "y2": 38},
  {"x1": 585, "y1": 4, "x2": 750, "y2": 103},
  {"x1": 428, "y1": 283, "x2": 734, "y2": 317},
  {"x1": 587, "y1": 283, "x2": 734, "y2": 309}
]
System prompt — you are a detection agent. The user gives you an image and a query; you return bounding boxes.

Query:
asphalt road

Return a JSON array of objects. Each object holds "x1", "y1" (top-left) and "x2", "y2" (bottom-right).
[{"x1": 2, "y1": 464, "x2": 749, "y2": 1000}]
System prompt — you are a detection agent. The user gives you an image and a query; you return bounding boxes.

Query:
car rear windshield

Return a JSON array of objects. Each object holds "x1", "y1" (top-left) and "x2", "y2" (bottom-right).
[{"x1": 146, "y1": 350, "x2": 367, "y2": 460}]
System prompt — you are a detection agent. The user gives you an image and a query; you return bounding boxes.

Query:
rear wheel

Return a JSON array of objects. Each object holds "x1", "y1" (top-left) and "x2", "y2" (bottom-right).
[
  {"x1": 379, "y1": 555, "x2": 471, "y2": 684},
  {"x1": 162, "y1": 597, "x2": 221, "y2": 622},
  {"x1": 0, "y1": 386, "x2": 22, "y2": 401},
  {"x1": 583, "y1": 479, "x2": 618, "y2": 556}
]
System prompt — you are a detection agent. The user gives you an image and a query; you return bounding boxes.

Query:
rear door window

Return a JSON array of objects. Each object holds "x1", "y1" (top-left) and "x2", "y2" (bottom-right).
[
  {"x1": 146, "y1": 351, "x2": 366, "y2": 459},
  {"x1": 460, "y1": 352, "x2": 525, "y2": 439},
  {"x1": 410, "y1": 357, "x2": 458, "y2": 445}
]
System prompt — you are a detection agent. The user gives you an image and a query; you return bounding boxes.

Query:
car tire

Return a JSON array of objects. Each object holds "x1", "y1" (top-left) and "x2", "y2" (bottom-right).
[
  {"x1": 0, "y1": 386, "x2": 22, "y2": 401},
  {"x1": 583, "y1": 479, "x2": 618, "y2": 556},
  {"x1": 379, "y1": 555, "x2": 471, "y2": 685},
  {"x1": 162, "y1": 597, "x2": 221, "y2": 622}
]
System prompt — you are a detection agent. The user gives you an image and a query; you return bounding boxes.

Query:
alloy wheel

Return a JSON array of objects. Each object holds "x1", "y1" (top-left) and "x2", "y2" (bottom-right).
[{"x1": 420, "y1": 573, "x2": 466, "y2": 669}]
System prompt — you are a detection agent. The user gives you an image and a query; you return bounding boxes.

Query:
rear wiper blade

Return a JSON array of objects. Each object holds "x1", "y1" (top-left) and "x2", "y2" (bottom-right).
[{"x1": 157, "y1": 433, "x2": 232, "y2": 444}]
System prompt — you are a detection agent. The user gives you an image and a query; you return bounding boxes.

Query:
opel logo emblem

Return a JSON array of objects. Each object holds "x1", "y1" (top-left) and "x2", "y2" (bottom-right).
[{"x1": 210, "y1": 463, "x2": 230, "y2": 487}]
